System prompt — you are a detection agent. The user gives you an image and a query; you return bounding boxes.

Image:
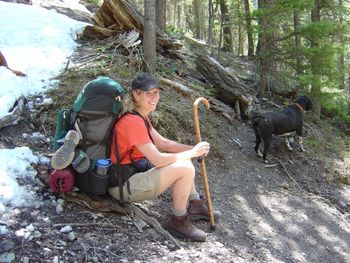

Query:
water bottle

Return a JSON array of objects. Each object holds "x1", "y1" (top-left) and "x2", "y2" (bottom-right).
[{"x1": 96, "y1": 159, "x2": 112, "y2": 176}]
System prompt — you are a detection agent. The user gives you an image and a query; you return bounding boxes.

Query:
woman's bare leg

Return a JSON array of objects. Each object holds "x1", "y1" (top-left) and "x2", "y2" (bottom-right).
[{"x1": 158, "y1": 160, "x2": 195, "y2": 211}]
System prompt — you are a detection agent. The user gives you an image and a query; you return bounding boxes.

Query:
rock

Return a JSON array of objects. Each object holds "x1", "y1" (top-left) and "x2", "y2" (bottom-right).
[
  {"x1": 0, "y1": 240, "x2": 15, "y2": 251},
  {"x1": 0, "y1": 252, "x2": 15, "y2": 262},
  {"x1": 339, "y1": 200, "x2": 347, "y2": 208},
  {"x1": 27, "y1": 224, "x2": 35, "y2": 232},
  {"x1": 33, "y1": 230, "x2": 42, "y2": 238},
  {"x1": 0, "y1": 226, "x2": 8, "y2": 235},
  {"x1": 68, "y1": 232, "x2": 76, "y2": 241},
  {"x1": 60, "y1": 225, "x2": 72, "y2": 233},
  {"x1": 57, "y1": 240, "x2": 67, "y2": 246},
  {"x1": 56, "y1": 203, "x2": 64, "y2": 214}
]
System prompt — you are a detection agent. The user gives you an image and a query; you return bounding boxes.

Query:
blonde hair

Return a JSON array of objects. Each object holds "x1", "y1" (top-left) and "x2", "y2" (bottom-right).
[{"x1": 121, "y1": 90, "x2": 142, "y2": 114}]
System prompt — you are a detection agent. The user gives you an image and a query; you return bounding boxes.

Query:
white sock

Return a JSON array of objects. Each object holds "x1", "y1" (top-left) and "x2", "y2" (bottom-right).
[
  {"x1": 189, "y1": 192, "x2": 200, "y2": 201},
  {"x1": 171, "y1": 207, "x2": 186, "y2": 217}
]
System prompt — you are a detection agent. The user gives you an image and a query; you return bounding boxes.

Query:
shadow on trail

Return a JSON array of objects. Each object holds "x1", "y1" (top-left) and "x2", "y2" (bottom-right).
[{"x1": 199, "y1": 122, "x2": 350, "y2": 263}]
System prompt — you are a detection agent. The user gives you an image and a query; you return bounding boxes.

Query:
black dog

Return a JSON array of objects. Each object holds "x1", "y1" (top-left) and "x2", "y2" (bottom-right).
[{"x1": 251, "y1": 95, "x2": 313, "y2": 163}]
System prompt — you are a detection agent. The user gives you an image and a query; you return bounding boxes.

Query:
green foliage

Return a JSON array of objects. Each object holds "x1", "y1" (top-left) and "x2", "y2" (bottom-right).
[
  {"x1": 166, "y1": 25, "x2": 185, "y2": 36},
  {"x1": 84, "y1": 0, "x2": 103, "y2": 6},
  {"x1": 304, "y1": 112, "x2": 350, "y2": 184},
  {"x1": 157, "y1": 61, "x2": 178, "y2": 77},
  {"x1": 279, "y1": 0, "x2": 314, "y2": 10},
  {"x1": 319, "y1": 92, "x2": 350, "y2": 127},
  {"x1": 253, "y1": 0, "x2": 313, "y2": 22},
  {"x1": 300, "y1": 20, "x2": 342, "y2": 40},
  {"x1": 301, "y1": 45, "x2": 339, "y2": 84}
]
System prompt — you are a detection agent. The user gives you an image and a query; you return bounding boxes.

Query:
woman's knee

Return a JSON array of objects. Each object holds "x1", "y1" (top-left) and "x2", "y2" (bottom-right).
[
  {"x1": 172, "y1": 160, "x2": 195, "y2": 176},
  {"x1": 159, "y1": 160, "x2": 195, "y2": 182}
]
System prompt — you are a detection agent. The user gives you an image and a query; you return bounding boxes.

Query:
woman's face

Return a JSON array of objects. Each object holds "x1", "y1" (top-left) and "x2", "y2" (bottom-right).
[{"x1": 133, "y1": 88, "x2": 160, "y2": 114}]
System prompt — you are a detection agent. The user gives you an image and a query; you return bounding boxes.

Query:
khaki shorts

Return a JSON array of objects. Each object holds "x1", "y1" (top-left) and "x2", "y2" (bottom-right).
[{"x1": 108, "y1": 167, "x2": 161, "y2": 203}]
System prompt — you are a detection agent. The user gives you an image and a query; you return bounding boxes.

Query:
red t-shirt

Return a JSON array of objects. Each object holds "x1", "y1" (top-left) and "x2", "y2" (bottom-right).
[{"x1": 110, "y1": 113, "x2": 152, "y2": 165}]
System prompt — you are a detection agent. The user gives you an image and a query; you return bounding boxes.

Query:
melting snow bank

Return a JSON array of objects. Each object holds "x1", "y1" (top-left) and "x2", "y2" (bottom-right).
[
  {"x1": 0, "y1": 1, "x2": 88, "y2": 119},
  {"x1": 0, "y1": 147, "x2": 50, "y2": 233}
]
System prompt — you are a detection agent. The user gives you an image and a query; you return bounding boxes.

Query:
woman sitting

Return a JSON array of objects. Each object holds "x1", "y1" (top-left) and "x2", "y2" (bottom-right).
[{"x1": 109, "y1": 73, "x2": 221, "y2": 242}]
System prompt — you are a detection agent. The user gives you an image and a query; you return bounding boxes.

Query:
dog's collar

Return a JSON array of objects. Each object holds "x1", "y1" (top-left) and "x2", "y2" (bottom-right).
[{"x1": 295, "y1": 103, "x2": 304, "y2": 113}]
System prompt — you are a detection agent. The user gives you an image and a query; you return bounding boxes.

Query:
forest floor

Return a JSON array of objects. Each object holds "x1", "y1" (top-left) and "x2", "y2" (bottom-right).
[{"x1": 1, "y1": 1, "x2": 350, "y2": 263}]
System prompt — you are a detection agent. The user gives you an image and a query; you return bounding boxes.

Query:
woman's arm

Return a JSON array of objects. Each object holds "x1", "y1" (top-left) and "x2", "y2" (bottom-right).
[
  {"x1": 150, "y1": 127, "x2": 193, "y2": 153},
  {"x1": 0, "y1": 51, "x2": 26, "y2": 77},
  {"x1": 136, "y1": 141, "x2": 209, "y2": 168}
]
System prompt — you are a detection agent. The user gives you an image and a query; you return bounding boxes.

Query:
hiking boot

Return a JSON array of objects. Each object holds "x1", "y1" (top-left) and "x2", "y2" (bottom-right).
[
  {"x1": 188, "y1": 196, "x2": 222, "y2": 221},
  {"x1": 51, "y1": 130, "x2": 80, "y2": 170},
  {"x1": 166, "y1": 213, "x2": 207, "y2": 242}
]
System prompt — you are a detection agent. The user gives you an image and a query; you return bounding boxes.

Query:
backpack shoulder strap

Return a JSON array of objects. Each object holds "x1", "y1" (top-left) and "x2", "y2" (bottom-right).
[
  {"x1": 130, "y1": 111, "x2": 153, "y2": 143},
  {"x1": 112, "y1": 124, "x2": 125, "y2": 205},
  {"x1": 112, "y1": 111, "x2": 153, "y2": 205}
]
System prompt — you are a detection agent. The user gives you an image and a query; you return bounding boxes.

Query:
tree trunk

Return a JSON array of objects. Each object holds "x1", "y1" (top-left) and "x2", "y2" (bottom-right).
[
  {"x1": 310, "y1": 0, "x2": 321, "y2": 114},
  {"x1": 177, "y1": 2, "x2": 182, "y2": 29},
  {"x1": 294, "y1": 10, "x2": 303, "y2": 77},
  {"x1": 218, "y1": 16, "x2": 223, "y2": 59},
  {"x1": 338, "y1": 0, "x2": 345, "y2": 90},
  {"x1": 257, "y1": 0, "x2": 269, "y2": 98},
  {"x1": 172, "y1": 0, "x2": 178, "y2": 27},
  {"x1": 293, "y1": 9, "x2": 305, "y2": 91},
  {"x1": 255, "y1": 0, "x2": 262, "y2": 56},
  {"x1": 208, "y1": 0, "x2": 213, "y2": 50},
  {"x1": 220, "y1": 0, "x2": 233, "y2": 53},
  {"x1": 143, "y1": 0, "x2": 157, "y2": 73},
  {"x1": 338, "y1": 49, "x2": 345, "y2": 91},
  {"x1": 244, "y1": 0, "x2": 254, "y2": 57},
  {"x1": 238, "y1": 22, "x2": 243, "y2": 56},
  {"x1": 156, "y1": 0, "x2": 166, "y2": 31},
  {"x1": 193, "y1": 0, "x2": 201, "y2": 39},
  {"x1": 236, "y1": 0, "x2": 244, "y2": 55}
]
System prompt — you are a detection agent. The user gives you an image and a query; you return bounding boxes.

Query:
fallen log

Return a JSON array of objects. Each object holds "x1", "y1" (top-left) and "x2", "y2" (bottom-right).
[
  {"x1": 159, "y1": 77, "x2": 239, "y2": 122},
  {"x1": 208, "y1": 97, "x2": 236, "y2": 123},
  {"x1": 196, "y1": 55, "x2": 253, "y2": 119},
  {"x1": 159, "y1": 77, "x2": 194, "y2": 99},
  {"x1": 0, "y1": 97, "x2": 25, "y2": 130},
  {"x1": 83, "y1": 25, "x2": 119, "y2": 39}
]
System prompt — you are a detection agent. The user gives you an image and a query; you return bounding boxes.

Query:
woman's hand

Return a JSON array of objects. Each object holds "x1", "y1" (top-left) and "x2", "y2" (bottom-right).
[
  {"x1": 192, "y1": 141, "x2": 210, "y2": 158},
  {"x1": 137, "y1": 141, "x2": 210, "y2": 167}
]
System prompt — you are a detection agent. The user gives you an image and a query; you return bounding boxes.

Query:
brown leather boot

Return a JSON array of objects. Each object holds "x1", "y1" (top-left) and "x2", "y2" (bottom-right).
[
  {"x1": 188, "y1": 196, "x2": 222, "y2": 221},
  {"x1": 166, "y1": 213, "x2": 207, "y2": 242}
]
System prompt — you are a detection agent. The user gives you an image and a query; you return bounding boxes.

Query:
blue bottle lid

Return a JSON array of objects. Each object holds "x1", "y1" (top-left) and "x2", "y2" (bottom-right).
[{"x1": 97, "y1": 159, "x2": 110, "y2": 167}]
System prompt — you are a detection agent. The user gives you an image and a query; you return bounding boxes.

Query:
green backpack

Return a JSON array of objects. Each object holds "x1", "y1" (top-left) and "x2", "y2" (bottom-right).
[{"x1": 53, "y1": 77, "x2": 125, "y2": 195}]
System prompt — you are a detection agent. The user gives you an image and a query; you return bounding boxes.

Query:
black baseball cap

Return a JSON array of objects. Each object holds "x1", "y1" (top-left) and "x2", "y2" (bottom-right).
[{"x1": 131, "y1": 73, "x2": 159, "y2": 91}]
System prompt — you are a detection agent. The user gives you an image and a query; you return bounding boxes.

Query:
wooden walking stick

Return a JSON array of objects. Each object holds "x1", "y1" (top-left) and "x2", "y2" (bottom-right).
[{"x1": 193, "y1": 97, "x2": 215, "y2": 229}]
